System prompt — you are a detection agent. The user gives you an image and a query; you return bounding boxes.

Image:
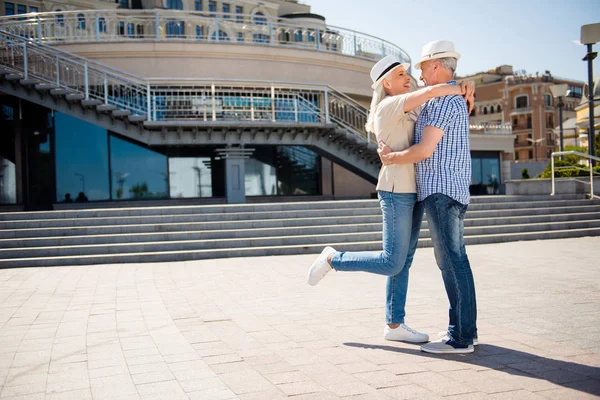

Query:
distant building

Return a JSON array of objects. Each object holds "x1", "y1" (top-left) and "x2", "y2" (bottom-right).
[{"x1": 460, "y1": 65, "x2": 585, "y2": 162}]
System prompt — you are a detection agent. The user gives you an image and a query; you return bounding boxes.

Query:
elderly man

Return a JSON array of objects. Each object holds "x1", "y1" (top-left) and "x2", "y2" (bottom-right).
[{"x1": 378, "y1": 40, "x2": 478, "y2": 354}]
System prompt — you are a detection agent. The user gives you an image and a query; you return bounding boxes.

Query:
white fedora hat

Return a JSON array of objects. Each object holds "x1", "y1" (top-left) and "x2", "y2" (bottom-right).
[
  {"x1": 414, "y1": 40, "x2": 461, "y2": 70},
  {"x1": 370, "y1": 55, "x2": 410, "y2": 89}
]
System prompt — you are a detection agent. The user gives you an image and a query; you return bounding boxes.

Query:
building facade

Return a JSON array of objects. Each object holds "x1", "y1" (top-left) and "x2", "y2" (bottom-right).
[
  {"x1": 462, "y1": 65, "x2": 584, "y2": 163},
  {"x1": 0, "y1": 0, "x2": 512, "y2": 210}
]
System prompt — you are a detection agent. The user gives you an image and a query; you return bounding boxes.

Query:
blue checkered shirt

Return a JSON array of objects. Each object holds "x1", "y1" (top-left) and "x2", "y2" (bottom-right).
[{"x1": 414, "y1": 81, "x2": 471, "y2": 205}]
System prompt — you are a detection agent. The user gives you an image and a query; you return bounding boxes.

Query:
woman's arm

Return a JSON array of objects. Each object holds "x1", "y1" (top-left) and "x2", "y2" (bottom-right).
[{"x1": 403, "y1": 84, "x2": 463, "y2": 113}]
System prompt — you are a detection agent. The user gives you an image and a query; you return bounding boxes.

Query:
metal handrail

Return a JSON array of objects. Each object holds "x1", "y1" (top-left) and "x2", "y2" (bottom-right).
[
  {"x1": 0, "y1": 28, "x2": 372, "y2": 141},
  {"x1": 0, "y1": 9, "x2": 410, "y2": 64},
  {"x1": 551, "y1": 151, "x2": 600, "y2": 199}
]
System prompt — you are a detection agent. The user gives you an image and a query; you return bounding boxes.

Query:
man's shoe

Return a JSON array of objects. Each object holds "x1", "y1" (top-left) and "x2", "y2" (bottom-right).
[
  {"x1": 421, "y1": 339, "x2": 474, "y2": 354},
  {"x1": 437, "y1": 331, "x2": 479, "y2": 346},
  {"x1": 307, "y1": 246, "x2": 336, "y2": 286},
  {"x1": 384, "y1": 324, "x2": 429, "y2": 343}
]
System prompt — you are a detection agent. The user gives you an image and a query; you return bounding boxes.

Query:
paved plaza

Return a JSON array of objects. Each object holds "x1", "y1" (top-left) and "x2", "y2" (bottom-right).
[{"x1": 0, "y1": 237, "x2": 599, "y2": 400}]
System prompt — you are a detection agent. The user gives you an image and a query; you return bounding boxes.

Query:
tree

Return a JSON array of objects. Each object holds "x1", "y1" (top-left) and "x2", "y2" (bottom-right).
[{"x1": 521, "y1": 168, "x2": 530, "y2": 179}]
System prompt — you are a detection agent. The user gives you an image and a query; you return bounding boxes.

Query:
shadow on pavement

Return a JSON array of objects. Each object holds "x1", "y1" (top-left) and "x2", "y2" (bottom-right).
[{"x1": 344, "y1": 342, "x2": 600, "y2": 396}]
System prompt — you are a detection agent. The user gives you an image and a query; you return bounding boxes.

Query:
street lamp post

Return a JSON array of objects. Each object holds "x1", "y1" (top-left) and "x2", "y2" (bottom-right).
[
  {"x1": 549, "y1": 84, "x2": 569, "y2": 160},
  {"x1": 527, "y1": 138, "x2": 545, "y2": 162},
  {"x1": 581, "y1": 23, "x2": 599, "y2": 162}
]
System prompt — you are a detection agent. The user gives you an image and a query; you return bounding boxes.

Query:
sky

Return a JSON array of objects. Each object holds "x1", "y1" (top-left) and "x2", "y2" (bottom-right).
[{"x1": 307, "y1": 0, "x2": 600, "y2": 84}]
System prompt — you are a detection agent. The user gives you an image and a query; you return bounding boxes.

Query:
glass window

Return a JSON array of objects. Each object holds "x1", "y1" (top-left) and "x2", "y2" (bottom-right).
[
  {"x1": 5, "y1": 3, "x2": 14, "y2": 15},
  {"x1": 110, "y1": 136, "x2": 168, "y2": 200},
  {"x1": 497, "y1": 104, "x2": 502, "y2": 112},
  {"x1": 545, "y1": 94, "x2": 552, "y2": 107},
  {"x1": 119, "y1": 21, "x2": 125, "y2": 35},
  {"x1": 166, "y1": 21, "x2": 185, "y2": 37},
  {"x1": 470, "y1": 153, "x2": 500, "y2": 195},
  {"x1": 253, "y1": 12, "x2": 267, "y2": 25},
  {"x1": 54, "y1": 113, "x2": 110, "y2": 202},
  {"x1": 294, "y1": 30, "x2": 303, "y2": 42},
  {"x1": 516, "y1": 96, "x2": 528, "y2": 108},
  {"x1": 98, "y1": 17, "x2": 106, "y2": 33},
  {"x1": 235, "y1": 6, "x2": 243, "y2": 21},
  {"x1": 17, "y1": 4, "x2": 26, "y2": 14},
  {"x1": 0, "y1": 104, "x2": 16, "y2": 204},
  {"x1": 194, "y1": 0, "x2": 202, "y2": 11},
  {"x1": 245, "y1": 148, "x2": 277, "y2": 196},
  {"x1": 55, "y1": 10, "x2": 64, "y2": 26},
  {"x1": 127, "y1": 22, "x2": 135, "y2": 36},
  {"x1": 30, "y1": 6, "x2": 38, "y2": 13},
  {"x1": 483, "y1": 107, "x2": 487, "y2": 115},
  {"x1": 166, "y1": 0, "x2": 183, "y2": 9},
  {"x1": 275, "y1": 146, "x2": 320, "y2": 195},
  {"x1": 196, "y1": 25, "x2": 204, "y2": 39},
  {"x1": 237, "y1": 32, "x2": 244, "y2": 42},
  {"x1": 77, "y1": 14, "x2": 86, "y2": 30},
  {"x1": 119, "y1": 0, "x2": 129, "y2": 8},
  {"x1": 568, "y1": 85, "x2": 582, "y2": 98},
  {"x1": 169, "y1": 158, "x2": 213, "y2": 198},
  {"x1": 212, "y1": 30, "x2": 229, "y2": 41},
  {"x1": 222, "y1": 3, "x2": 230, "y2": 18},
  {"x1": 208, "y1": 1, "x2": 216, "y2": 12},
  {"x1": 253, "y1": 34, "x2": 268, "y2": 43},
  {"x1": 308, "y1": 29, "x2": 315, "y2": 42},
  {"x1": 527, "y1": 116, "x2": 532, "y2": 129}
]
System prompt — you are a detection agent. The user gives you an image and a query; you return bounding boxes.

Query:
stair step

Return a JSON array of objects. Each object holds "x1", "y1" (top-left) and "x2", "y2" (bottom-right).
[
  {"x1": 34, "y1": 83, "x2": 58, "y2": 91},
  {"x1": 3, "y1": 219, "x2": 600, "y2": 259},
  {"x1": 65, "y1": 93, "x2": 85, "y2": 101},
  {"x1": 2, "y1": 203, "x2": 600, "y2": 230},
  {"x1": 50, "y1": 88, "x2": 73, "y2": 95},
  {"x1": 128, "y1": 114, "x2": 148, "y2": 122},
  {"x1": 20, "y1": 78, "x2": 40, "y2": 85},
  {"x1": 112, "y1": 109, "x2": 132, "y2": 117},
  {"x1": 3, "y1": 218, "x2": 600, "y2": 249},
  {"x1": 1, "y1": 227, "x2": 598, "y2": 268},
  {"x1": 81, "y1": 99, "x2": 103, "y2": 107},
  {"x1": 97, "y1": 104, "x2": 116, "y2": 112},
  {"x1": 5, "y1": 74, "x2": 23, "y2": 81}
]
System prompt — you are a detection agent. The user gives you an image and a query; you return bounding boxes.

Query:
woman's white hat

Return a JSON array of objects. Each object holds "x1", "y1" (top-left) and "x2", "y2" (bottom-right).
[
  {"x1": 414, "y1": 40, "x2": 461, "y2": 70},
  {"x1": 370, "y1": 55, "x2": 410, "y2": 89}
]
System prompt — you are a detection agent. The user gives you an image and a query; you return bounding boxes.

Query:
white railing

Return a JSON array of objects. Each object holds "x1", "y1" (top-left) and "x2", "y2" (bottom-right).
[
  {"x1": 551, "y1": 151, "x2": 600, "y2": 199},
  {"x1": 0, "y1": 29, "x2": 375, "y2": 144},
  {"x1": 469, "y1": 122, "x2": 513, "y2": 135},
  {"x1": 0, "y1": 9, "x2": 410, "y2": 64}
]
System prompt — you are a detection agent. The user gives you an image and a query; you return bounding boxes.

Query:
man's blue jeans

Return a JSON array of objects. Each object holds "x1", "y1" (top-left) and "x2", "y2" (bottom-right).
[
  {"x1": 330, "y1": 191, "x2": 423, "y2": 324},
  {"x1": 422, "y1": 193, "x2": 478, "y2": 346}
]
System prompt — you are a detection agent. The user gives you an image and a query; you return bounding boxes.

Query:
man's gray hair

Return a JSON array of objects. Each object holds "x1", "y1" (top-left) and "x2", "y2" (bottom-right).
[{"x1": 437, "y1": 57, "x2": 457, "y2": 76}]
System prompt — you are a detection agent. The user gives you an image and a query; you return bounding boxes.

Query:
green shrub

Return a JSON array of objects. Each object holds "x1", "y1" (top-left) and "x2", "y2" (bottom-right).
[{"x1": 521, "y1": 168, "x2": 530, "y2": 179}]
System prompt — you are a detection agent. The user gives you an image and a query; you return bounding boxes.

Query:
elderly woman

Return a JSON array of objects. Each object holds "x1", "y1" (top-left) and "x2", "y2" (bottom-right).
[{"x1": 307, "y1": 55, "x2": 474, "y2": 343}]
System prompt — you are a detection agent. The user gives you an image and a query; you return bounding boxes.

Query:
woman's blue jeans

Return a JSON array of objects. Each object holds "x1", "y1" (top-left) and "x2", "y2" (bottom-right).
[{"x1": 330, "y1": 191, "x2": 424, "y2": 324}]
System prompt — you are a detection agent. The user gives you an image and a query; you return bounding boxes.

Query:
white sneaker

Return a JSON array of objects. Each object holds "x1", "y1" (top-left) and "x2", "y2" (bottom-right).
[
  {"x1": 437, "y1": 331, "x2": 479, "y2": 346},
  {"x1": 307, "y1": 246, "x2": 336, "y2": 286},
  {"x1": 383, "y1": 324, "x2": 429, "y2": 343},
  {"x1": 421, "y1": 340, "x2": 474, "y2": 354}
]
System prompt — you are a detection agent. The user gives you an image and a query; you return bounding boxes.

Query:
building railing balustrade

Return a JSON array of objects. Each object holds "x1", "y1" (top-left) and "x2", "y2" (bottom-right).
[{"x1": 0, "y1": 9, "x2": 410, "y2": 64}]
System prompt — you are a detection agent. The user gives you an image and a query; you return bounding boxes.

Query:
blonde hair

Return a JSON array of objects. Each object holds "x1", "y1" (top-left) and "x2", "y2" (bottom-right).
[{"x1": 365, "y1": 83, "x2": 387, "y2": 133}]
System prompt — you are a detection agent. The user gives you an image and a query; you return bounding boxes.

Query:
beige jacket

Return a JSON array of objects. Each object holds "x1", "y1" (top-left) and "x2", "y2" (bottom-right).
[{"x1": 374, "y1": 94, "x2": 418, "y2": 193}]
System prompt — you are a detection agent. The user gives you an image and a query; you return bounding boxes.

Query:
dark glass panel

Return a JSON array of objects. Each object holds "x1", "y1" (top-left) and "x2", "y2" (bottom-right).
[
  {"x1": 110, "y1": 136, "x2": 168, "y2": 200},
  {"x1": 54, "y1": 112, "x2": 109, "y2": 202}
]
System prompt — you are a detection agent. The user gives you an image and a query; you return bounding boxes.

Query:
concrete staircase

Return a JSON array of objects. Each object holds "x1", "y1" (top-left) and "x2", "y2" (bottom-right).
[{"x1": 2, "y1": 194, "x2": 599, "y2": 268}]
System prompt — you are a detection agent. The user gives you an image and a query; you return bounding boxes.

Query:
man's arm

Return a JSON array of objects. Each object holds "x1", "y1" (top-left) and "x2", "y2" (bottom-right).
[{"x1": 378, "y1": 126, "x2": 444, "y2": 165}]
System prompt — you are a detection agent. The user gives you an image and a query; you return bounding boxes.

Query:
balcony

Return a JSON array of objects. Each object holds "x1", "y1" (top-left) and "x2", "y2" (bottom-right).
[
  {"x1": 0, "y1": 9, "x2": 410, "y2": 64},
  {"x1": 510, "y1": 107, "x2": 532, "y2": 115},
  {"x1": 469, "y1": 122, "x2": 512, "y2": 135}
]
